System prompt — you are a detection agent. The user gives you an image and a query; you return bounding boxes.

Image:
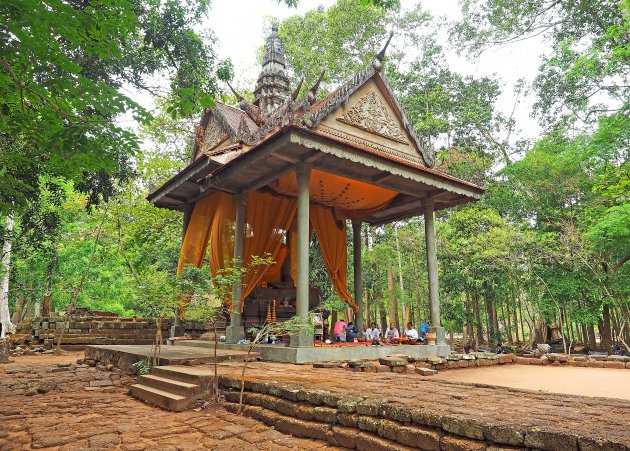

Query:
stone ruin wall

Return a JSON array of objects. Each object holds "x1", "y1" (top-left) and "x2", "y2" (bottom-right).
[{"x1": 11, "y1": 307, "x2": 225, "y2": 350}]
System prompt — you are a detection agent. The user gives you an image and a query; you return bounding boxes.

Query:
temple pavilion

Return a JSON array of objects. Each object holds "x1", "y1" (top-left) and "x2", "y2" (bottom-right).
[{"x1": 147, "y1": 25, "x2": 483, "y2": 352}]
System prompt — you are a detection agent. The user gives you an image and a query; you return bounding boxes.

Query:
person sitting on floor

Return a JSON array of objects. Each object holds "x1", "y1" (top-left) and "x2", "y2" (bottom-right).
[
  {"x1": 332, "y1": 319, "x2": 347, "y2": 342},
  {"x1": 361, "y1": 324, "x2": 370, "y2": 340},
  {"x1": 346, "y1": 322, "x2": 360, "y2": 341},
  {"x1": 404, "y1": 322, "x2": 419, "y2": 340},
  {"x1": 463, "y1": 339, "x2": 476, "y2": 354},
  {"x1": 365, "y1": 322, "x2": 381, "y2": 345},
  {"x1": 384, "y1": 322, "x2": 400, "y2": 342}
]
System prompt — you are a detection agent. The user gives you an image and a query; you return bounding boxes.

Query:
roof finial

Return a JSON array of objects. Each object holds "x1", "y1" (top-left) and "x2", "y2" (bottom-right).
[
  {"x1": 306, "y1": 70, "x2": 326, "y2": 105},
  {"x1": 292, "y1": 77, "x2": 305, "y2": 101},
  {"x1": 376, "y1": 30, "x2": 394, "y2": 62},
  {"x1": 373, "y1": 30, "x2": 394, "y2": 72},
  {"x1": 226, "y1": 81, "x2": 244, "y2": 102}
]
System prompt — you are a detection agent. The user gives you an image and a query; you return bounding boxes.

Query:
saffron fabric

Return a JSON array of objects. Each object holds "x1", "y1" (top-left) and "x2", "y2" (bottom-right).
[
  {"x1": 240, "y1": 191, "x2": 296, "y2": 304},
  {"x1": 177, "y1": 170, "x2": 372, "y2": 314},
  {"x1": 310, "y1": 203, "x2": 358, "y2": 310},
  {"x1": 177, "y1": 192, "x2": 223, "y2": 274},
  {"x1": 269, "y1": 169, "x2": 397, "y2": 220}
]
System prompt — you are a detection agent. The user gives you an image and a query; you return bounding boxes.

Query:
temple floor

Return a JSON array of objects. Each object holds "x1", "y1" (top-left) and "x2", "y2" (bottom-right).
[
  {"x1": 3, "y1": 352, "x2": 630, "y2": 450},
  {"x1": 0, "y1": 352, "x2": 334, "y2": 450}
]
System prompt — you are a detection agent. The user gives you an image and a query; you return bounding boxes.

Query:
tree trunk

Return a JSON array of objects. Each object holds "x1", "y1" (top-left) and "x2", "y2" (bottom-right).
[
  {"x1": 485, "y1": 295, "x2": 496, "y2": 344},
  {"x1": 42, "y1": 295, "x2": 51, "y2": 318},
  {"x1": 472, "y1": 289, "x2": 483, "y2": 345},
  {"x1": 11, "y1": 296, "x2": 24, "y2": 324},
  {"x1": 387, "y1": 268, "x2": 398, "y2": 327},
  {"x1": 503, "y1": 301, "x2": 513, "y2": 343},
  {"x1": 587, "y1": 323, "x2": 597, "y2": 349},
  {"x1": 330, "y1": 310, "x2": 337, "y2": 338},
  {"x1": 0, "y1": 213, "x2": 16, "y2": 338},
  {"x1": 379, "y1": 304, "x2": 387, "y2": 334},
  {"x1": 55, "y1": 206, "x2": 108, "y2": 352},
  {"x1": 394, "y1": 227, "x2": 405, "y2": 328},
  {"x1": 602, "y1": 304, "x2": 613, "y2": 353},
  {"x1": 518, "y1": 295, "x2": 527, "y2": 341}
]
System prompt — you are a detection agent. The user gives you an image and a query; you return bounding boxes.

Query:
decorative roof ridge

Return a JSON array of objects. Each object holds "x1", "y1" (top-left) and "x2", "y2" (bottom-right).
[{"x1": 304, "y1": 65, "x2": 377, "y2": 127}]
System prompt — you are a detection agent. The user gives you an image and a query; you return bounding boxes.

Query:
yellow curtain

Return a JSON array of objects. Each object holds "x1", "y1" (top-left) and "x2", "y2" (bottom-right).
[
  {"x1": 241, "y1": 191, "x2": 297, "y2": 306},
  {"x1": 309, "y1": 203, "x2": 358, "y2": 311},
  {"x1": 177, "y1": 192, "x2": 223, "y2": 274}
]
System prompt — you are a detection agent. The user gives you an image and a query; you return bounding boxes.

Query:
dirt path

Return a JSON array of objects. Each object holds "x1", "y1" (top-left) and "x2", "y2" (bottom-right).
[
  {"x1": 433, "y1": 364, "x2": 630, "y2": 401},
  {"x1": 0, "y1": 353, "x2": 336, "y2": 450}
]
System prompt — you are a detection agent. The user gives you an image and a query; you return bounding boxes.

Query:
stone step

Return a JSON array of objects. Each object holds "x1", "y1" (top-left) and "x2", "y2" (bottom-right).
[
  {"x1": 129, "y1": 384, "x2": 191, "y2": 412},
  {"x1": 151, "y1": 365, "x2": 215, "y2": 386},
  {"x1": 139, "y1": 374, "x2": 200, "y2": 397}
]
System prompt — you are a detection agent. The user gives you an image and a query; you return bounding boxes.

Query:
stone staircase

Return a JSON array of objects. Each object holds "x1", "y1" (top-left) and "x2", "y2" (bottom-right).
[{"x1": 130, "y1": 365, "x2": 215, "y2": 411}]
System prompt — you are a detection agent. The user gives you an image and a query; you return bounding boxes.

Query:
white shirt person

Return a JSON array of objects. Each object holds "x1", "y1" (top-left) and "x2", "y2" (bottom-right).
[{"x1": 404, "y1": 323, "x2": 419, "y2": 340}]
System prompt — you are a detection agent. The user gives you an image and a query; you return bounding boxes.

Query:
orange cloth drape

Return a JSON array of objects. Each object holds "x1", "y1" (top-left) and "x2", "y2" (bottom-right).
[
  {"x1": 270, "y1": 169, "x2": 397, "y2": 220},
  {"x1": 177, "y1": 184, "x2": 360, "y2": 314},
  {"x1": 309, "y1": 203, "x2": 358, "y2": 311},
  {"x1": 261, "y1": 244, "x2": 288, "y2": 285},
  {"x1": 177, "y1": 192, "x2": 224, "y2": 274},
  {"x1": 241, "y1": 191, "x2": 296, "y2": 305},
  {"x1": 207, "y1": 194, "x2": 236, "y2": 278}
]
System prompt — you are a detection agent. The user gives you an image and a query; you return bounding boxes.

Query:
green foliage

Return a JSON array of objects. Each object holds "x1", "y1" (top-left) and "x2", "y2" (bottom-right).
[
  {"x1": 0, "y1": 0, "x2": 218, "y2": 217},
  {"x1": 130, "y1": 359, "x2": 152, "y2": 376}
]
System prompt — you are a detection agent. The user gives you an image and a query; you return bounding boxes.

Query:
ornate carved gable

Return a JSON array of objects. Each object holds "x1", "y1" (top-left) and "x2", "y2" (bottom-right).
[
  {"x1": 201, "y1": 115, "x2": 229, "y2": 152},
  {"x1": 313, "y1": 78, "x2": 429, "y2": 168},
  {"x1": 337, "y1": 90, "x2": 408, "y2": 144}
]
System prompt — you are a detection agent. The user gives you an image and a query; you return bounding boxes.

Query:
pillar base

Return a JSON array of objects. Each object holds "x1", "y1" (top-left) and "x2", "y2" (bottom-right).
[
  {"x1": 289, "y1": 331, "x2": 314, "y2": 348},
  {"x1": 429, "y1": 326, "x2": 448, "y2": 346},
  {"x1": 225, "y1": 325, "x2": 245, "y2": 344},
  {"x1": 170, "y1": 325, "x2": 186, "y2": 338}
]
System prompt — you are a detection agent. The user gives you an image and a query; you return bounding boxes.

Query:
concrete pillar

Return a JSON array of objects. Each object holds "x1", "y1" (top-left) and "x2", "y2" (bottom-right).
[
  {"x1": 226, "y1": 192, "x2": 247, "y2": 343},
  {"x1": 352, "y1": 220, "x2": 364, "y2": 331},
  {"x1": 424, "y1": 199, "x2": 446, "y2": 345},
  {"x1": 172, "y1": 204, "x2": 194, "y2": 337},
  {"x1": 290, "y1": 166, "x2": 313, "y2": 347}
]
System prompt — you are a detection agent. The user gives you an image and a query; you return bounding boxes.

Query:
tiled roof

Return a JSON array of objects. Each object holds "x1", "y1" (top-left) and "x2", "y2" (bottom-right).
[{"x1": 215, "y1": 103, "x2": 258, "y2": 134}]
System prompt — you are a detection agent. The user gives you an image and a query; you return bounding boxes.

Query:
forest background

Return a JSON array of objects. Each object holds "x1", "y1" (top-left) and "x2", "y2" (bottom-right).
[{"x1": 1, "y1": 0, "x2": 628, "y2": 350}]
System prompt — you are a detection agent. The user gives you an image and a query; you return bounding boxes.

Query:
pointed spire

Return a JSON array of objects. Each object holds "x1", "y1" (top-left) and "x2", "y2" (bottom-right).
[{"x1": 253, "y1": 20, "x2": 291, "y2": 116}]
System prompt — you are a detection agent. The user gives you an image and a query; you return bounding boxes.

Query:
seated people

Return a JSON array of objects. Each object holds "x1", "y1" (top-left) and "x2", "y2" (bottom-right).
[
  {"x1": 404, "y1": 322, "x2": 419, "y2": 341},
  {"x1": 346, "y1": 322, "x2": 360, "y2": 341},
  {"x1": 384, "y1": 322, "x2": 400, "y2": 342},
  {"x1": 366, "y1": 322, "x2": 381, "y2": 344},
  {"x1": 361, "y1": 324, "x2": 370, "y2": 340},
  {"x1": 332, "y1": 319, "x2": 347, "y2": 342}
]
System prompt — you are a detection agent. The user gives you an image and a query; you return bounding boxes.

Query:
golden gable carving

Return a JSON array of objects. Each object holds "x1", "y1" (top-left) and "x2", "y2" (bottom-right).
[{"x1": 337, "y1": 90, "x2": 408, "y2": 144}]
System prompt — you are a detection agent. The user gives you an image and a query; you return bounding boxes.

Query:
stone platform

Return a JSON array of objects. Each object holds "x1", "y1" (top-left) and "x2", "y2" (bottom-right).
[
  {"x1": 174, "y1": 340, "x2": 450, "y2": 363},
  {"x1": 84, "y1": 344, "x2": 257, "y2": 371}
]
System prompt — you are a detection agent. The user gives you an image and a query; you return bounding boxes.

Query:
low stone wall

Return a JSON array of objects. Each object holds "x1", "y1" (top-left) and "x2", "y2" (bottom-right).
[
  {"x1": 218, "y1": 376, "x2": 622, "y2": 450},
  {"x1": 13, "y1": 308, "x2": 218, "y2": 351},
  {"x1": 517, "y1": 353, "x2": 630, "y2": 369},
  {"x1": 312, "y1": 353, "x2": 518, "y2": 376}
]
